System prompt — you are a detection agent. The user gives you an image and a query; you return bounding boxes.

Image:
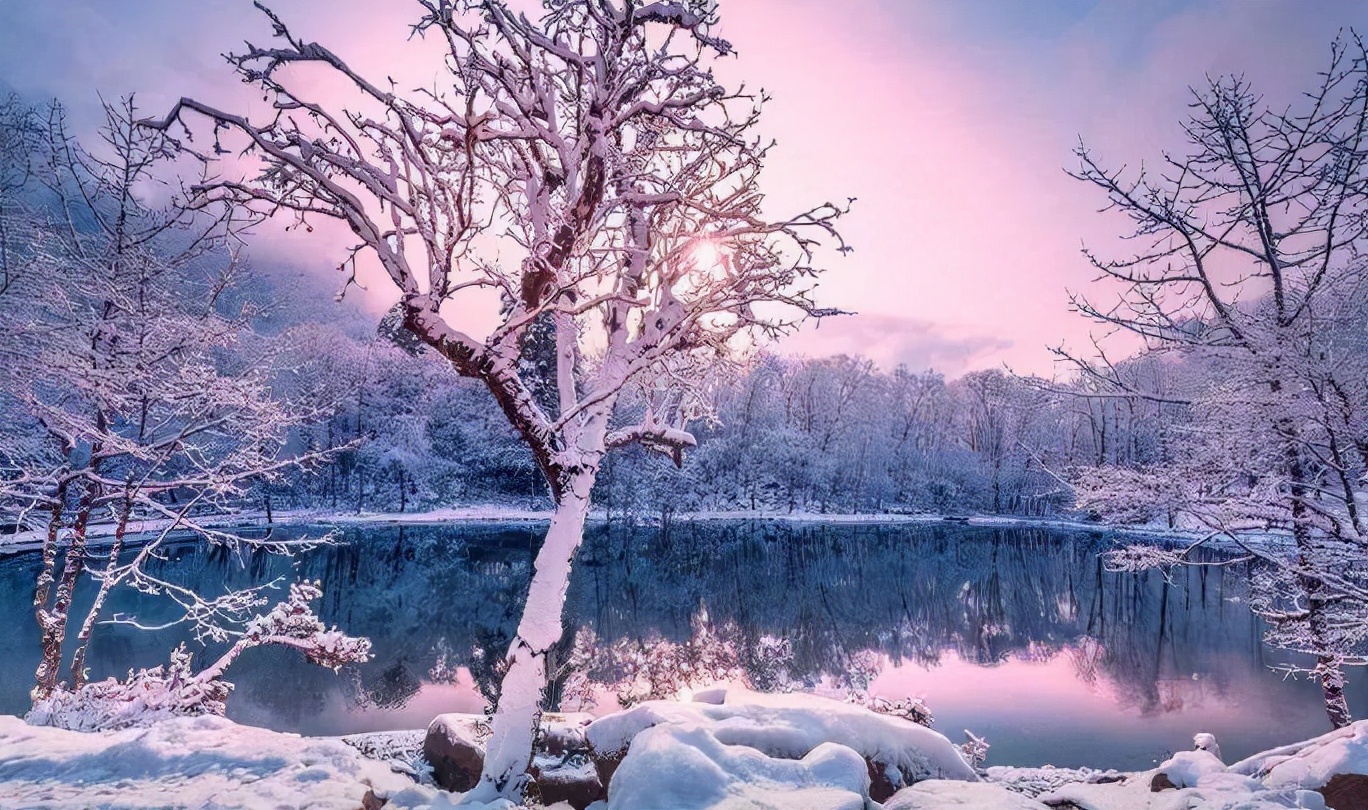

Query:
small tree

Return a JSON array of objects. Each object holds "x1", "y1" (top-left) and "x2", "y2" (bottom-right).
[
  {"x1": 0, "y1": 98, "x2": 357, "y2": 711},
  {"x1": 150, "y1": 0, "x2": 847, "y2": 798},
  {"x1": 1066, "y1": 36, "x2": 1368, "y2": 727}
]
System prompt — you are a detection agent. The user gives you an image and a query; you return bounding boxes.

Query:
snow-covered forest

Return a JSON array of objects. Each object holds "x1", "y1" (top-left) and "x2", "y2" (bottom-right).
[{"x1": 3, "y1": 0, "x2": 1368, "y2": 808}]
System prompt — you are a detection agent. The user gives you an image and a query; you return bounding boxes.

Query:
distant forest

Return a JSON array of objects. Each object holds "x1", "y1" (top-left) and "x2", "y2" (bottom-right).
[{"x1": 285, "y1": 336, "x2": 1178, "y2": 519}]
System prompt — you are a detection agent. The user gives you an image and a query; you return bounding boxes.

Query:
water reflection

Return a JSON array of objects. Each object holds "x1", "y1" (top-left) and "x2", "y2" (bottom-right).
[{"x1": 0, "y1": 522, "x2": 1358, "y2": 768}]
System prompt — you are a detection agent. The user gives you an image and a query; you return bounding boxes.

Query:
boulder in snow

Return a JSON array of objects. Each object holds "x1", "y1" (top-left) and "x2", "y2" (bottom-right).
[
  {"x1": 423, "y1": 712, "x2": 602, "y2": 807},
  {"x1": 605, "y1": 723, "x2": 871, "y2": 810},
  {"x1": 585, "y1": 685, "x2": 976, "y2": 801},
  {"x1": 530, "y1": 754, "x2": 604, "y2": 810},
  {"x1": 1152, "y1": 749, "x2": 1225, "y2": 790},
  {"x1": 1228, "y1": 719, "x2": 1368, "y2": 810},
  {"x1": 424, "y1": 714, "x2": 486, "y2": 792}
]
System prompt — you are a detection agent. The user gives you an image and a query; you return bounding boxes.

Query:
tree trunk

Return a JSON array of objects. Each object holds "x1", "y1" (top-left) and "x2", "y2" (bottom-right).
[
  {"x1": 32, "y1": 484, "x2": 69, "y2": 662},
  {"x1": 35, "y1": 484, "x2": 97, "y2": 701},
  {"x1": 1283, "y1": 425, "x2": 1352, "y2": 728},
  {"x1": 1319, "y1": 655, "x2": 1352, "y2": 729},
  {"x1": 70, "y1": 501, "x2": 132, "y2": 689},
  {"x1": 467, "y1": 470, "x2": 595, "y2": 802}
]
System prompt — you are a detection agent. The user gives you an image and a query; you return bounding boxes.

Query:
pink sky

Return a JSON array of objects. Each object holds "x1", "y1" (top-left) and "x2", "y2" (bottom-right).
[{"x1": 1, "y1": 0, "x2": 1363, "y2": 376}]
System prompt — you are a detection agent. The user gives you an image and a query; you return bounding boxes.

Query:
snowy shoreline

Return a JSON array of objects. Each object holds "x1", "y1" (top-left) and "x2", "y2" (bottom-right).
[
  {"x1": 0, "y1": 505, "x2": 1200, "y2": 557},
  {"x1": 1, "y1": 686, "x2": 1363, "y2": 809}
]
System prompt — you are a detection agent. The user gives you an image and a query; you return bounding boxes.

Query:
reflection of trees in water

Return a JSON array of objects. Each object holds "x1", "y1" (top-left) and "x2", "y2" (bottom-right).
[
  {"x1": 566, "y1": 523, "x2": 1261, "y2": 717},
  {"x1": 0, "y1": 521, "x2": 1269, "y2": 729},
  {"x1": 1075, "y1": 553, "x2": 1247, "y2": 716}
]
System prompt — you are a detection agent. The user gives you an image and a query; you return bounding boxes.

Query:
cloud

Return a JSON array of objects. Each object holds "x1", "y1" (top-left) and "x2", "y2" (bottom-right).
[{"x1": 778, "y1": 313, "x2": 1014, "y2": 379}]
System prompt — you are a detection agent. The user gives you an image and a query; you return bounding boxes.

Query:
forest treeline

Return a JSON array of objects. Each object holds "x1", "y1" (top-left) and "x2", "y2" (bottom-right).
[{"x1": 292, "y1": 337, "x2": 1181, "y2": 519}]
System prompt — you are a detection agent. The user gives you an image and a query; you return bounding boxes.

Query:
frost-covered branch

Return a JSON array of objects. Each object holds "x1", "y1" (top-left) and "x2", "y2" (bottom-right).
[{"x1": 28, "y1": 582, "x2": 370, "y2": 732}]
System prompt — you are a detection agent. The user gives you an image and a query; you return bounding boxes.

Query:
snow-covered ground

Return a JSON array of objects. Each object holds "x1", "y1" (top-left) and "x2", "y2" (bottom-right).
[
  {"x1": 0, "y1": 713, "x2": 412, "y2": 809},
  {"x1": 0, "y1": 504, "x2": 1182, "y2": 557},
  {"x1": 2, "y1": 687, "x2": 1365, "y2": 809},
  {"x1": 0, "y1": 506, "x2": 559, "y2": 555}
]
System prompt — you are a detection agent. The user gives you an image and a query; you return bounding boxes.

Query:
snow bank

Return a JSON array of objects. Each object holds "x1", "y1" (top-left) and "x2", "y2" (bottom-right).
[
  {"x1": 1034, "y1": 727, "x2": 1363, "y2": 810},
  {"x1": 585, "y1": 686, "x2": 975, "y2": 808},
  {"x1": 1231, "y1": 719, "x2": 1368, "y2": 791},
  {"x1": 1039, "y1": 777, "x2": 1327, "y2": 810},
  {"x1": 8, "y1": 700, "x2": 1368, "y2": 810},
  {"x1": 606, "y1": 724, "x2": 870, "y2": 810},
  {"x1": 1156, "y1": 749, "x2": 1226, "y2": 789},
  {"x1": 985, "y1": 765, "x2": 1126, "y2": 798},
  {"x1": 0, "y1": 713, "x2": 413, "y2": 809}
]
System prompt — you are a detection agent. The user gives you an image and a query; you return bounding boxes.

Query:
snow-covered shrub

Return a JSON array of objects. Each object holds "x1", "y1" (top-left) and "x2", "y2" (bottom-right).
[
  {"x1": 27, "y1": 644, "x2": 230, "y2": 732},
  {"x1": 27, "y1": 582, "x2": 370, "y2": 732},
  {"x1": 846, "y1": 693, "x2": 935, "y2": 728},
  {"x1": 960, "y1": 730, "x2": 991, "y2": 769}
]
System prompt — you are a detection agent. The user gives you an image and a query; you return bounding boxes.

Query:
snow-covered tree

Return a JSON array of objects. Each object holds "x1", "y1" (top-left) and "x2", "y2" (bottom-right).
[
  {"x1": 150, "y1": 1, "x2": 847, "y2": 798},
  {"x1": 0, "y1": 98, "x2": 348, "y2": 708},
  {"x1": 1067, "y1": 36, "x2": 1368, "y2": 727}
]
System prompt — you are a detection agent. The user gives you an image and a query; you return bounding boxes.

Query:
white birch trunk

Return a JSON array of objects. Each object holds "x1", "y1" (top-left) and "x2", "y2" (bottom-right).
[{"x1": 465, "y1": 468, "x2": 596, "y2": 802}]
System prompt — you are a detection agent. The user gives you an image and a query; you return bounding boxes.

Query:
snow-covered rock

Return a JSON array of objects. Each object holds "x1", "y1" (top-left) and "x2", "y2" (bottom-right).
[
  {"x1": 585, "y1": 685, "x2": 977, "y2": 801},
  {"x1": 1232, "y1": 719, "x2": 1368, "y2": 791},
  {"x1": 530, "y1": 755, "x2": 602, "y2": 810},
  {"x1": 0, "y1": 713, "x2": 413, "y2": 809},
  {"x1": 883, "y1": 779, "x2": 1049, "y2": 809},
  {"x1": 1154, "y1": 749, "x2": 1226, "y2": 789},
  {"x1": 1039, "y1": 753, "x2": 1329, "y2": 810},
  {"x1": 1040, "y1": 776, "x2": 1327, "y2": 810},
  {"x1": 605, "y1": 724, "x2": 871, "y2": 810},
  {"x1": 423, "y1": 712, "x2": 602, "y2": 807},
  {"x1": 1229, "y1": 719, "x2": 1368, "y2": 810},
  {"x1": 425, "y1": 714, "x2": 488, "y2": 792},
  {"x1": 1193, "y1": 732, "x2": 1223, "y2": 763}
]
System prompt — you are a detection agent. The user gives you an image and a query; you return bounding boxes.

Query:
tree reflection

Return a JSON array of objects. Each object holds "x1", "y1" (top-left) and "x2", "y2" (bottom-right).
[{"x1": 0, "y1": 521, "x2": 1311, "y2": 735}]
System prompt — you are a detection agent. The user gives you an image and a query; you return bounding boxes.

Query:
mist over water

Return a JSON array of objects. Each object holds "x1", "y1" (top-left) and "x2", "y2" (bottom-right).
[{"x1": 0, "y1": 521, "x2": 1356, "y2": 768}]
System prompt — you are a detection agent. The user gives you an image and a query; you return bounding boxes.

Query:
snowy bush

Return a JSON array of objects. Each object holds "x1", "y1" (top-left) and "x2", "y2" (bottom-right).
[
  {"x1": 959, "y1": 730, "x2": 991, "y2": 769},
  {"x1": 846, "y1": 693, "x2": 935, "y2": 728},
  {"x1": 27, "y1": 644, "x2": 231, "y2": 732},
  {"x1": 27, "y1": 582, "x2": 370, "y2": 732}
]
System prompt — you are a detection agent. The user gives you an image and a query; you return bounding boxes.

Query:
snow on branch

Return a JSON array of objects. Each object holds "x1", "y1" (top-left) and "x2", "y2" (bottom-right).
[
  {"x1": 605, "y1": 419, "x2": 697, "y2": 466},
  {"x1": 29, "y1": 581, "x2": 370, "y2": 733},
  {"x1": 1102, "y1": 543, "x2": 1188, "y2": 573},
  {"x1": 197, "y1": 581, "x2": 373, "y2": 681}
]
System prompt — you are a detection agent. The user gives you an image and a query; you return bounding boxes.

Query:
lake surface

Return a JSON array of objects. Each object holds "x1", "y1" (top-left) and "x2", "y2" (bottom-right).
[{"x1": 0, "y1": 521, "x2": 1360, "y2": 770}]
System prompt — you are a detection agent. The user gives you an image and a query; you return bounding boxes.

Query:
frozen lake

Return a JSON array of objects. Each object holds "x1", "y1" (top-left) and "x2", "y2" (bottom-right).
[{"x1": 0, "y1": 521, "x2": 1358, "y2": 769}]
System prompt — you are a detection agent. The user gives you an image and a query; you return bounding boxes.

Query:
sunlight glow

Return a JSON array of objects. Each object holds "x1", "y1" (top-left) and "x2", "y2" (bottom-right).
[{"x1": 691, "y1": 239, "x2": 724, "y2": 277}]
